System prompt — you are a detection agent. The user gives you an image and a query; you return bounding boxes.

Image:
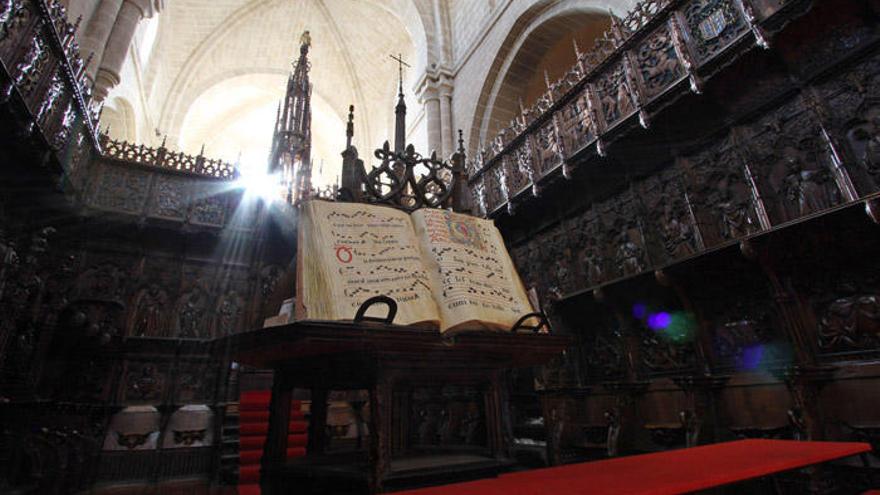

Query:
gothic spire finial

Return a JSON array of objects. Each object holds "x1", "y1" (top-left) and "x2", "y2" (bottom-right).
[
  {"x1": 390, "y1": 53, "x2": 410, "y2": 154},
  {"x1": 346, "y1": 104, "x2": 354, "y2": 149}
]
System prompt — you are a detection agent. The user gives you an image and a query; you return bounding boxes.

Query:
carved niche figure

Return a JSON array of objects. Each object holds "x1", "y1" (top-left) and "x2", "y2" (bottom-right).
[
  {"x1": 640, "y1": 328, "x2": 694, "y2": 373},
  {"x1": 713, "y1": 177, "x2": 756, "y2": 240},
  {"x1": 125, "y1": 364, "x2": 163, "y2": 401},
  {"x1": 777, "y1": 144, "x2": 836, "y2": 218},
  {"x1": 581, "y1": 242, "x2": 605, "y2": 287},
  {"x1": 76, "y1": 262, "x2": 126, "y2": 302},
  {"x1": 176, "y1": 286, "x2": 209, "y2": 339},
  {"x1": 130, "y1": 284, "x2": 168, "y2": 337},
  {"x1": 660, "y1": 200, "x2": 696, "y2": 260},
  {"x1": 215, "y1": 291, "x2": 244, "y2": 336},
  {"x1": 615, "y1": 228, "x2": 646, "y2": 277},
  {"x1": 818, "y1": 281, "x2": 880, "y2": 353},
  {"x1": 846, "y1": 104, "x2": 880, "y2": 188}
]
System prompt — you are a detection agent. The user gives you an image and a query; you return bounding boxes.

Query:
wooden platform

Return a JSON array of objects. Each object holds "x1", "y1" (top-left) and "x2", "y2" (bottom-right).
[{"x1": 216, "y1": 320, "x2": 572, "y2": 494}]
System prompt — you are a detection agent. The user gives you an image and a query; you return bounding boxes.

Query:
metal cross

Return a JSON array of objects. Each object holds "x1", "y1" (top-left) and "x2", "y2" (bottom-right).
[{"x1": 390, "y1": 53, "x2": 410, "y2": 94}]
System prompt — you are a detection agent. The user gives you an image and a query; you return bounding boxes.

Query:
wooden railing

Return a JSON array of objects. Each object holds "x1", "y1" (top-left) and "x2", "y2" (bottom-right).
[
  {"x1": 468, "y1": 0, "x2": 782, "y2": 217},
  {"x1": 99, "y1": 135, "x2": 240, "y2": 180},
  {"x1": 0, "y1": 0, "x2": 99, "y2": 156}
]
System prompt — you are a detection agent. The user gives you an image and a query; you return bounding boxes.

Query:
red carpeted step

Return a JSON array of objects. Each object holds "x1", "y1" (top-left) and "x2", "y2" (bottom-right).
[
  {"x1": 239, "y1": 446, "x2": 307, "y2": 466},
  {"x1": 239, "y1": 450, "x2": 262, "y2": 465},
  {"x1": 238, "y1": 392, "x2": 308, "y2": 494},
  {"x1": 240, "y1": 410, "x2": 306, "y2": 422},
  {"x1": 237, "y1": 484, "x2": 261, "y2": 495},
  {"x1": 239, "y1": 420, "x2": 308, "y2": 436},
  {"x1": 239, "y1": 464, "x2": 261, "y2": 484},
  {"x1": 239, "y1": 433, "x2": 308, "y2": 450}
]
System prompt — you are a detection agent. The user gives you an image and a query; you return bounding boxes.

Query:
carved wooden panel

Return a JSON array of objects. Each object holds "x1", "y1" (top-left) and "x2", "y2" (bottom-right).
[
  {"x1": 806, "y1": 261, "x2": 880, "y2": 359},
  {"x1": 470, "y1": 175, "x2": 487, "y2": 217},
  {"x1": 633, "y1": 24, "x2": 686, "y2": 100},
  {"x1": 580, "y1": 313, "x2": 626, "y2": 383},
  {"x1": 594, "y1": 63, "x2": 636, "y2": 130},
  {"x1": 89, "y1": 164, "x2": 152, "y2": 215},
  {"x1": 121, "y1": 361, "x2": 168, "y2": 404},
  {"x1": 534, "y1": 119, "x2": 563, "y2": 178},
  {"x1": 409, "y1": 385, "x2": 486, "y2": 448},
  {"x1": 128, "y1": 284, "x2": 171, "y2": 337},
  {"x1": 597, "y1": 191, "x2": 649, "y2": 281},
  {"x1": 213, "y1": 290, "x2": 245, "y2": 337},
  {"x1": 638, "y1": 167, "x2": 701, "y2": 265},
  {"x1": 148, "y1": 175, "x2": 192, "y2": 221},
  {"x1": 174, "y1": 285, "x2": 212, "y2": 339},
  {"x1": 558, "y1": 88, "x2": 596, "y2": 155},
  {"x1": 638, "y1": 323, "x2": 697, "y2": 375},
  {"x1": 681, "y1": 0, "x2": 748, "y2": 63},
  {"x1": 687, "y1": 260, "x2": 785, "y2": 371},
  {"x1": 744, "y1": 98, "x2": 843, "y2": 225},
  {"x1": 681, "y1": 138, "x2": 762, "y2": 247},
  {"x1": 0, "y1": 1, "x2": 40, "y2": 63},
  {"x1": 188, "y1": 184, "x2": 228, "y2": 227},
  {"x1": 572, "y1": 207, "x2": 608, "y2": 289},
  {"x1": 819, "y1": 53, "x2": 880, "y2": 198},
  {"x1": 483, "y1": 166, "x2": 506, "y2": 214},
  {"x1": 175, "y1": 361, "x2": 217, "y2": 404},
  {"x1": 504, "y1": 144, "x2": 532, "y2": 197}
]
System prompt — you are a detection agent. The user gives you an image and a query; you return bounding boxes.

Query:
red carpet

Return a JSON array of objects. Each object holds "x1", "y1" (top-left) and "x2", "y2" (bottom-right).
[
  {"x1": 398, "y1": 439, "x2": 870, "y2": 495},
  {"x1": 237, "y1": 391, "x2": 308, "y2": 494}
]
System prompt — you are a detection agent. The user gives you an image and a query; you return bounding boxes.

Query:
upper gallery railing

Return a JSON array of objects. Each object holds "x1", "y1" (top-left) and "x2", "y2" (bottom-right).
[
  {"x1": 99, "y1": 135, "x2": 240, "y2": 180},
  {"x1": 0, "y1": 0, "x2": 99, "y2": 157},
  {"x1": 0, "y1": 1, "x2": 241, "y2": 184},
  {"x1": 468, "y1": 0, "x2": 783, "y2": 216}
]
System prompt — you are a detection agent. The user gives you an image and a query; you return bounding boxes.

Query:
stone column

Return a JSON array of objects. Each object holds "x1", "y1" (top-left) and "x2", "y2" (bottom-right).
[
  {"x1": 439, "y1": 83, "x2": 454, "y2": 159},
  {"x1": 79, "y1": 0, "x2": 124, "y2": 81},
  {"x1": 93, "y1": 0, "x2": 148, "y2": 101},
  {"x1": 422, "y1": 85, "x2": 442, "y2": 157}
]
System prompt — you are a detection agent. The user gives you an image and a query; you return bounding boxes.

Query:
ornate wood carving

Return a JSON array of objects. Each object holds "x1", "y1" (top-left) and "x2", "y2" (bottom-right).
[{"x1": 682, "y1": 0, "x2": 748, "y2": 63}]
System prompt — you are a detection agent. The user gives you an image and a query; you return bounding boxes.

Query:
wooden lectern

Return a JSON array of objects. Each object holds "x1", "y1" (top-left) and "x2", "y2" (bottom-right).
[{"x1": 219, "y1": 129, "x2": 571, "y2": 493}]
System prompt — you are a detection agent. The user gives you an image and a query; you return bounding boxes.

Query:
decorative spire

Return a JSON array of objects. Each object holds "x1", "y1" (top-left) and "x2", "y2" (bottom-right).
[
  {"x1": 270, "y1": 30, "x2": 313, "y2": 204},
  {"x1": 346, "y1": 105, "x2": 354, "y2": 150},
  {"x1": 390, "y1": 53, "x2": 410, "y2": 154}
]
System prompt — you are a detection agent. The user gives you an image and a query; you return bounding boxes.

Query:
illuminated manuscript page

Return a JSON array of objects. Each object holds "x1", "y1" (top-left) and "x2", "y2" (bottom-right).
[
  {"x1": 299, "y1": 201, "x2": 440, "y2": 327},
  {"x1": 411, "y1": 208, "x2": 534, "y2": 334}
]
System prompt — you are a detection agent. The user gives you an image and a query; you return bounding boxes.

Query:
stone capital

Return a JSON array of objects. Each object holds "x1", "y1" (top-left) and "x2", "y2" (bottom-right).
[{"x1": 125, "y1": 0, "x2": 164, "y2": 18}]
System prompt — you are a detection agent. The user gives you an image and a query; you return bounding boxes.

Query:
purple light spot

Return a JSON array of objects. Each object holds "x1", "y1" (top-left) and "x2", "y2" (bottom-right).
[
  {"x1": 632, "y1": 303, "x2": 647, "y2": 319},
  {"x1": 647, "y1": 312, "x2": 672, "y2": 331},
  {"x1": 740, "y1": 345, "x2": 765, "y2": 370}
]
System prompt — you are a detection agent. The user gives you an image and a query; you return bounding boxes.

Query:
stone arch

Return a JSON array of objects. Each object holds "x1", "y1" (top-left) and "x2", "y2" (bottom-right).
[
  {"x1": 466, "y1": 0, "x2": 628, "y2": 153},
  {"x1": 157, "y1": 0, "x2": 426, "y2": 159}
]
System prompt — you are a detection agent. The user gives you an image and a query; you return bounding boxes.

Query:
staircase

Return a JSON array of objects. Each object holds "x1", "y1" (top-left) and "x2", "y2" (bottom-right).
[{"x1": 236, "y1": 390, "x2": 308, "y2": 495}]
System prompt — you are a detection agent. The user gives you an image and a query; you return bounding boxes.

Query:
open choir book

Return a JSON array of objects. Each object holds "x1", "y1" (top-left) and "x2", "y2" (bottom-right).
[{"x1": 295, "y1": 200, "x2": 535, "y2": 334}]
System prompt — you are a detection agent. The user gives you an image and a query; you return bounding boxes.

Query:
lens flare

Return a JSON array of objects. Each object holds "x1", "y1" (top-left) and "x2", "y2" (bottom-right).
[
  {"x1": 647, "y1": 311, "x2": 672, "y2": 331},
  {"x1": 236, "y1": 161, "x2": 281, "y2": 202},
  {"x1": 632, "y1": 303, "x2": 648, "y2": 319}
]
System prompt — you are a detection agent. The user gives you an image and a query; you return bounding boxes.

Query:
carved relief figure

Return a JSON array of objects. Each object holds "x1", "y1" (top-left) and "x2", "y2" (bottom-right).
[
  {"x1": 615, "y1": 228, "x2": 646, "y2": 277},
  {"x1": 778, "y1": 145, "x2": 834, "y2": 217},
  {"x1": 713, "y1": 179, "x2": 755, "y2": 240},
  {"x1": 660, "y1": 201, "x2": 696, "y2": 259},
  {"x1": 846, "y1": 104, "x2": 880, "y2": 187},
  {"x1": 215, "y1": 291, "x2": 243, "y2": 336},
  {"x1": 125, "y1": 364, "x2": 163, "y2": 401},
  {"x1": 130, "y1": 284, "x2": 168, "y2": 337},
  {"x1": 581, "y1": 242, "x2": 605, "y2": 287},
  {"x1": 637, "y1": 27, "x2": 683, "y2": 97},
  {"x1": 818, "y1": 281, "x2": 880, "y2": 353},
  {"x1": 177, "y1": 286, "x2": 209, "y2": 339}
]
